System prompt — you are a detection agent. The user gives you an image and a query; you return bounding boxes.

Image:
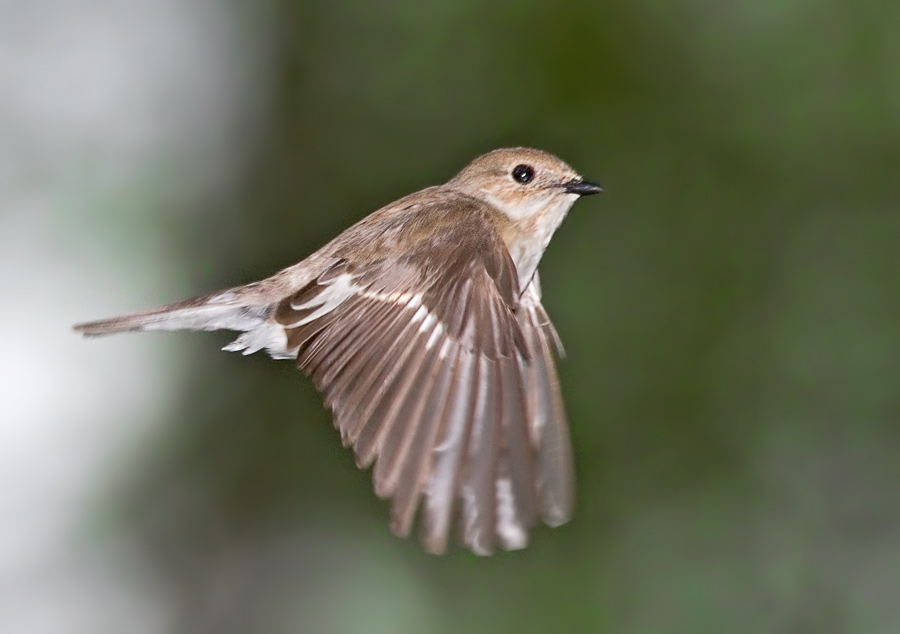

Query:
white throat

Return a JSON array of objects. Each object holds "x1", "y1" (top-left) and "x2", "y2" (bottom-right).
[{"x1": 490, "y1": 192, "x2": 578, "y2": 291}]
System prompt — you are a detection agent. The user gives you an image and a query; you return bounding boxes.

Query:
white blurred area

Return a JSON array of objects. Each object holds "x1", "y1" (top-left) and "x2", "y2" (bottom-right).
[{"x1": 0, "y1": 1, "x2": 264, "y2": 632}]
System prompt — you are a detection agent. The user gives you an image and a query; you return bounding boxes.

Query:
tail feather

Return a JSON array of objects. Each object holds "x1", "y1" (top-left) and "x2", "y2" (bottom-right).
[{"x1": 73, "y1": 294, "x2": 270, "y2": 337}]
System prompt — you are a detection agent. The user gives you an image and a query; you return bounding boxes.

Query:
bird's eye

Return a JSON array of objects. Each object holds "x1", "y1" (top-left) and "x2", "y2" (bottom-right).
[{"x1": 511, "y1": 164, "x2": 535, "y2": 184}]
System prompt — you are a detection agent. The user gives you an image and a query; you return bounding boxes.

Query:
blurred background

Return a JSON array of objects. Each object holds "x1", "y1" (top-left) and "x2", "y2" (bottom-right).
[{"x1": 2, "y1": 0, "x2": 899, "y2": 632}]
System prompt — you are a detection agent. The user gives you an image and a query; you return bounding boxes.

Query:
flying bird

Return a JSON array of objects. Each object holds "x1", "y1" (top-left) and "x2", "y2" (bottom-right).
[{"x1": 74, "y1": 147, "x2": 602, "y2": 555}]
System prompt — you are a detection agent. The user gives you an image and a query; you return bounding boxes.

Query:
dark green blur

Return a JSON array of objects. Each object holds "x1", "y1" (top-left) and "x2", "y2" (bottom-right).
[{"x1": 116, "y1": 1, "x2": 900, "y2": 632}]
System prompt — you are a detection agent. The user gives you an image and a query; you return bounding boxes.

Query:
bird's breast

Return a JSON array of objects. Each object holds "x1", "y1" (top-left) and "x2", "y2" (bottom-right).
[{"x1": 502, "y1": 201, "x2": 573, "y2": 291}]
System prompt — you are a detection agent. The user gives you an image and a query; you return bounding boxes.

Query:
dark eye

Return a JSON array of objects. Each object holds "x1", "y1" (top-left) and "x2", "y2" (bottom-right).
[{"x1": 511, "y1": 164, "x2": 535, "y2": 184}]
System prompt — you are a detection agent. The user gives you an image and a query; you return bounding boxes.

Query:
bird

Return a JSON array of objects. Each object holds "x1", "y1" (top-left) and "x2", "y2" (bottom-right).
[{"x1": 74, "y1": 147, "x2": 602, "y2": 555}]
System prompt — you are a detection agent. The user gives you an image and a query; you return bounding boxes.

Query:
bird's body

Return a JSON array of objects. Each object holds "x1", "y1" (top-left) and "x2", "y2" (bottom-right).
[{"x1": 75, "y1": 147, "x2": 601, "y2": 555}]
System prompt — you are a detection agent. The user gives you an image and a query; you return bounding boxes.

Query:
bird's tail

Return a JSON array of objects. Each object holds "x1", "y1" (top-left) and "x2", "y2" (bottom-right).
[{"x1": 73, "y1": 291, "x2": 269, "y2": 337}]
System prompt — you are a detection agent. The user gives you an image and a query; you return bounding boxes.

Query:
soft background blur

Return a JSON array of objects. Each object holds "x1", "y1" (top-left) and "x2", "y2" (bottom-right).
[{"x1": 2, "y1": 0, "x2": 898, "y2": 632}]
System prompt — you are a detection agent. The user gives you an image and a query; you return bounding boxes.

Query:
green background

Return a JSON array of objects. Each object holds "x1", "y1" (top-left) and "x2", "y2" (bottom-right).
[{"x1": 85, "y1": 1, "x2": 900, "y2": 632}]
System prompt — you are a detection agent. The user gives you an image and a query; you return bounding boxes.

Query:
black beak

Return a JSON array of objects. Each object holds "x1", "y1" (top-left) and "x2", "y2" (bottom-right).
[{"x1": 563, "y1": 178, "x2": 603, "y2": 196}]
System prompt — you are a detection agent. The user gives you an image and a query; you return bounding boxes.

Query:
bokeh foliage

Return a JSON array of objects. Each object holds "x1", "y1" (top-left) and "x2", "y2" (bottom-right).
[{"x1": 115, "y1": 0, "x2": 900, "y2": 632}]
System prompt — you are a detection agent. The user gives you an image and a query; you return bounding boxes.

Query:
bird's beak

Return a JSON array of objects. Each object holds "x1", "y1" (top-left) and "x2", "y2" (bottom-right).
[{"x1": 563, "y1": 178, "x2": 603, "y2": 196}]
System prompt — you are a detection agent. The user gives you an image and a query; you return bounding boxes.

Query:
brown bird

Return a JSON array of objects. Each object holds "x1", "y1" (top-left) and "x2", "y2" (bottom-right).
[{"x1": 74, "y1": 147, "x2": 602, "y2": 555}]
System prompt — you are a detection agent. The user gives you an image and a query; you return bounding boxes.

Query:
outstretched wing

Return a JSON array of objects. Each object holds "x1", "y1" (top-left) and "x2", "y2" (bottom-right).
[{"x1": 274, "y1": 200, "x2": 574, "y2": 554}]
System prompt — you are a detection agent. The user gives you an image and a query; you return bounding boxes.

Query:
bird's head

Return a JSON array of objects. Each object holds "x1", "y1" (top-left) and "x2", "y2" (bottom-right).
[{"x1": 446, "y1": 147, "x2": 601, "y2": 224}]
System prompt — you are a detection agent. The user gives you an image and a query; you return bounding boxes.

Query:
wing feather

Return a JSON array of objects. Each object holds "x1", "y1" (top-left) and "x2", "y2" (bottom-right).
[
  {"x1": 519, "y1": 293, "x2": 575, "y2": 527},
  {"x1": 460, "y1": 354, "x2": 498, "y2": 554},
  {"x1": 420, "y1": 346, "x2": 477, "y2": 554},
  {"x1": 372, "y1": 315, "x2": 444, "y2": 497},
  {"x1": 270, "y1": 198, "x2": 575, "y2": 554},
  {"x1": 389, "y1": 338, "x2": 458, "y2": 538}
]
